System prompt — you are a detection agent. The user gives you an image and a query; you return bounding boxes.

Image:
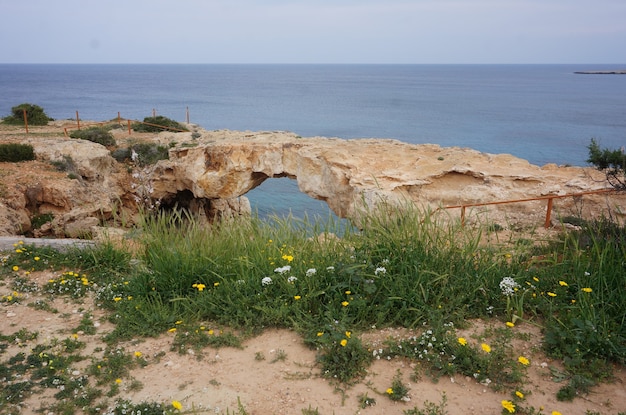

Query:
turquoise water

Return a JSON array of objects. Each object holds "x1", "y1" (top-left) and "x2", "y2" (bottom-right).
[{"x1": 2, "y1": 64, "x2": 625, "y2": 217}]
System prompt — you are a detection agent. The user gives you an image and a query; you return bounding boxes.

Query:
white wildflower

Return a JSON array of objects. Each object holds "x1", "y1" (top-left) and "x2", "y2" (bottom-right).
[
  {"x1": 274, "y1": 265, "x2": 291, "y2": 274},
  {"x1": 374, "y1": 267, "x2": 387, "y2": 276},
  {"x1": 261, "y1": 277, "x2": 273, "y2": 286},
  {"x1": 305, "y1": 268, "x2": 317, "y2": 277},
  {"x1": 499, "y1": 277, "x2": 520, "y2": 296},
  {"x1": 287, "y1": 276, "x2": 297, "y2": 283}
]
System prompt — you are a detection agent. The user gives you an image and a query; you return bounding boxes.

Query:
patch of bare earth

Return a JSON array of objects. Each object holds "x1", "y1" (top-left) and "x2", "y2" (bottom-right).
[{"x1": 1, "y1": 270, "x2": 625, "y2": 415}]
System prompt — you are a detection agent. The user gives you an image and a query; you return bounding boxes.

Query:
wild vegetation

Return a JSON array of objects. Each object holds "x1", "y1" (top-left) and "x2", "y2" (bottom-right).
[
  {"x1": 1, "y1": 204, "x2": 625, "y2": 414},
  {"x1": 1, "y1": 103, "x2": 53, "y2": 126},
  {"x1": 0, "y1": 143, "x2": 35, "y2": 162},
  {"x1": 587, "y1": 138, "x2": 626, "y2": 190}
]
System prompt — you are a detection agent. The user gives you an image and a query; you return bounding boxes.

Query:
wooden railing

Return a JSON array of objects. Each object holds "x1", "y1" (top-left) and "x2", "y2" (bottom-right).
[{"x1": 442, "y1": 188, "x2": 618, "y2": 228}]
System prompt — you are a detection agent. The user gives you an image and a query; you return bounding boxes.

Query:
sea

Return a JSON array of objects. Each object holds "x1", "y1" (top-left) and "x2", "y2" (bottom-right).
[{"x1": 1, "y1": 64, "x2": 625, "y2": 218}]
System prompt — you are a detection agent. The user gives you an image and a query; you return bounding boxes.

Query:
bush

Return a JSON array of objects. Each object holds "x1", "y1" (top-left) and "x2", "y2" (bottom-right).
[
  {"x1": 132, "y1": 116, "x2": 188, "y2": 133},
  {"x1": 130, "y1": 143, "x2": 169, "y2": 166},
  {"x1": 0, "y1": 143, "x2": 36, "y2": 162},
  {"x1": 3, "y1": 103, "x2": 52, "y2": 125},
  {"x1": 587, "y1": 138, "x2": 626, "y2": 190},
  {"x1": 69, "y1": 127, "x2": 116, "y2": 147}
]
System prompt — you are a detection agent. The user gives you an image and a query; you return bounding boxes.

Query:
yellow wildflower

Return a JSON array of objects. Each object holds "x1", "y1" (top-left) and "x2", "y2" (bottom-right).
[
  {"x1": 558, "y1": 280, "x2": 568, "y2": 286},
  {"x1": 518, "y1": 356, "x2": 530, "y2": 366},
  {"x1": 168, "y1": 328, "x2": 177, "y2": 333},
  {"x1": 501, "y1": 400, "x2": 515, "y2": 413},
  {"x1": 386, "y1": 388, "x2": 394, "y2": 395},
  {"x1": 515, "y1": 391, "x2": 524, "y2": 399},
  {"x1": 340, "y1": 339, "x2": 348, "y2": 347},
  {"x1": 506, "y1": 321, "x2": 515, "y2": 328},
  {"x1": 115, "y1": 378, "x2": 122, "y2": 384},
  {"x1": 34, "y1": 256, "x2": 40, "y2": 261},
  {"x1": 113, "y1": 297, "x2": 122, "y2": 302},
  {"x1": 582, "y1": 287, "x2": 592, "y2": 293},
  {"x1": 12, "y1": 265, "x2": 19, "y2": 272},
  {"x1": 317, "y1": 332, "x2": 324, "y2": 337},
  {"x1": 341, "y1": 301, "x2": 349, "y2": 307},
  {"x1": 134, "y1": 351, "x2": 143, "y2": 358},
  {"x1": 294, "y1": 295, "x2": 301, "y2": 300},
  {"x1": 172, "y1": 401, "x2": 183, "y2": 411},
  {"x1": 481, "y1": 343, "x2": 491, "y2": 353},
  {"x1": 345, "y1": 290, "x2": 351, "y2": 295},
  {"x1": 458, "y1": 337, "x2": 467, "y2": 346},
  {"x1": 345, "y1": 331, "x2": 351, "y2": 338},
  {"x1": 547, "y1": 292, "x2": 557, "y2": 297}
]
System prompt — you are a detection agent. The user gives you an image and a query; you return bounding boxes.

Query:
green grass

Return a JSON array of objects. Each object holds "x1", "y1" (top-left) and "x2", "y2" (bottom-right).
[{"x1": 1, "y1": 205, "x2": 625, "y2": 413}]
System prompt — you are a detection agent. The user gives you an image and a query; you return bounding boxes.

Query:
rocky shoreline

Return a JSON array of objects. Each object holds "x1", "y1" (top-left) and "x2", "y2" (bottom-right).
[{"x1": 1, "y1": 122, "x2": 624, "y2": 238}]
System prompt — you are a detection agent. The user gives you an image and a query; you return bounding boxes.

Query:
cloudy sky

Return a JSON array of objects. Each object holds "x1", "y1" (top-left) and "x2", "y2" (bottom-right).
[{"x1": 1, "y1": 0, "x2": 624, "y2": 64}]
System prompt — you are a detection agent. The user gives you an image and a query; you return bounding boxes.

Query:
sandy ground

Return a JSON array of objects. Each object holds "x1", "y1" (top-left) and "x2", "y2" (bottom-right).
[{"x1": 1, "y1": 269, "x2": 625, "y2": 415}]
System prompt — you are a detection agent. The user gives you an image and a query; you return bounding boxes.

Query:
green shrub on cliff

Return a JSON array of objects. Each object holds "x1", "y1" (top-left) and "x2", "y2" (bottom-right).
[
  {"x1": 2, "y1": 103, "x2": 52, "y2": 125},
  {"x1": 69, "y1": 126, "x2": 116, "y2": 147},
  {"x1": 132, "y1": 115, "x2": 188, "y2": 133},
  {"x1": 0, "y1": 143, "x2": 36, "y2": 162},
  {"x1": 587, "y1": 138, "x2": 626, "y2": 190}
]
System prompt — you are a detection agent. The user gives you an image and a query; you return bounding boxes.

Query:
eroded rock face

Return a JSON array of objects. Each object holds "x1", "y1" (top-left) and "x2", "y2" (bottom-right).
[
  {"x1": 1, "y1": 126, "x2": 623, "y2": 237},
  {"x1": 150, "y1": 130, "x2": 623, "y2": 226}
]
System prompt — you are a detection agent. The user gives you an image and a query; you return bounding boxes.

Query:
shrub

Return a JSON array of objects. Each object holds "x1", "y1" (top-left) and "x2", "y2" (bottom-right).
[
  {"x1": 130, "y1": 143, "x2": 169, "y2": 166},
  {"x1": 2, "y1": 103, "x2": 52, "y2": 125},
  {"x1": 69, "y1": 127, "x2": 116, "y2": 147},
  {"x1": 0, "y1": 143, "x2": 36, "y2": 162},
  {"x1": 587, "y1": 138, "x2": 626, "y2": 189},
  {"x1": 132, "y1": 116, "x2": 188, "y2": 133}
]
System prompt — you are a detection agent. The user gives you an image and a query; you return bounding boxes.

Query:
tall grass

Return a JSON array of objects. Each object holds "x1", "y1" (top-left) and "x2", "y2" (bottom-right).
[{"x1": 4, "y1": 203, "x2": 624, "y2": 391}]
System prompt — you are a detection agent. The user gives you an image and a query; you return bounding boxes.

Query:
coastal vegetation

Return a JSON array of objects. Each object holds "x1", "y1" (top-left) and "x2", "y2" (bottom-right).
[
  {"x1": 132, "y1": 116, "x2": 188, "y2": 133},
  {"x1": 70, "y1": 126, "x2": 116, "y2": 147},
  {"x1": 587, "y1": 138, "x2": 626, "y2": 190},
  {"x1": 1, "y1": 205, "x2": 625, "y2": 414},
  {"x1": 0, "y1": 143, "x2": 35, "y2": 162},
  {"x1": 1, "y1": 103, "x2": 53, "y2": 126}
]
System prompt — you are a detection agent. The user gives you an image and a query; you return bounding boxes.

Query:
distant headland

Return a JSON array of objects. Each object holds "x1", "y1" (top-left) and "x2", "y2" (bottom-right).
[{"x1": 574, "y1": 70, "x2": 626, "y2": 75}]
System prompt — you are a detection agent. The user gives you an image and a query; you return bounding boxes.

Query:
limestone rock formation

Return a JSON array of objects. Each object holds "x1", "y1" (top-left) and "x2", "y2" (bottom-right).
[
  {"x1": 1, "y1": 124, "x2": 624, "y2": 237},
  {"x1": 151, "y1": 129, "x2": 623, "y2": 227}
]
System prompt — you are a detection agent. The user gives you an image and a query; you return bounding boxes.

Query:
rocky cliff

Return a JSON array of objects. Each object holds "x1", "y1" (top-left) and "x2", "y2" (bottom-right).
[{"x1": 0, "y1": 123, "x2": 623, "y2": 237}]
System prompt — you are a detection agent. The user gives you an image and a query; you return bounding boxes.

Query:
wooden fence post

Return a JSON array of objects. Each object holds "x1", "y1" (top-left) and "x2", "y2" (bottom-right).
[
  {"x1": 544, "y1": 198, "x2": 554, "y2": 228},
  {"x1": 186, "y1": 106, "x2": 189, "y2": 123},
  {"x1": 76, "y1": 111, "x2": 81, "y2": 130},
  {"x1": 23, "y1": 109, "x2": 29, "y2": 134},
  {"x1": 128, "y1": 120, "x2": 132, "y2": 135}
]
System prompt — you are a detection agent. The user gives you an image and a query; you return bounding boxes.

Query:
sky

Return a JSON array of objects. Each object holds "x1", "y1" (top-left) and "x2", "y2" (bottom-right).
[{"x1": 1, "y1": 0, "x2": 625, "y2": 64}]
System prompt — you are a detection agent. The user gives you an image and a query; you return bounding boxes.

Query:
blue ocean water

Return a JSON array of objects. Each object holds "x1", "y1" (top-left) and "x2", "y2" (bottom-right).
[{"x1": 1, "y1": 64, "x2": 625, "y2": 217}]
